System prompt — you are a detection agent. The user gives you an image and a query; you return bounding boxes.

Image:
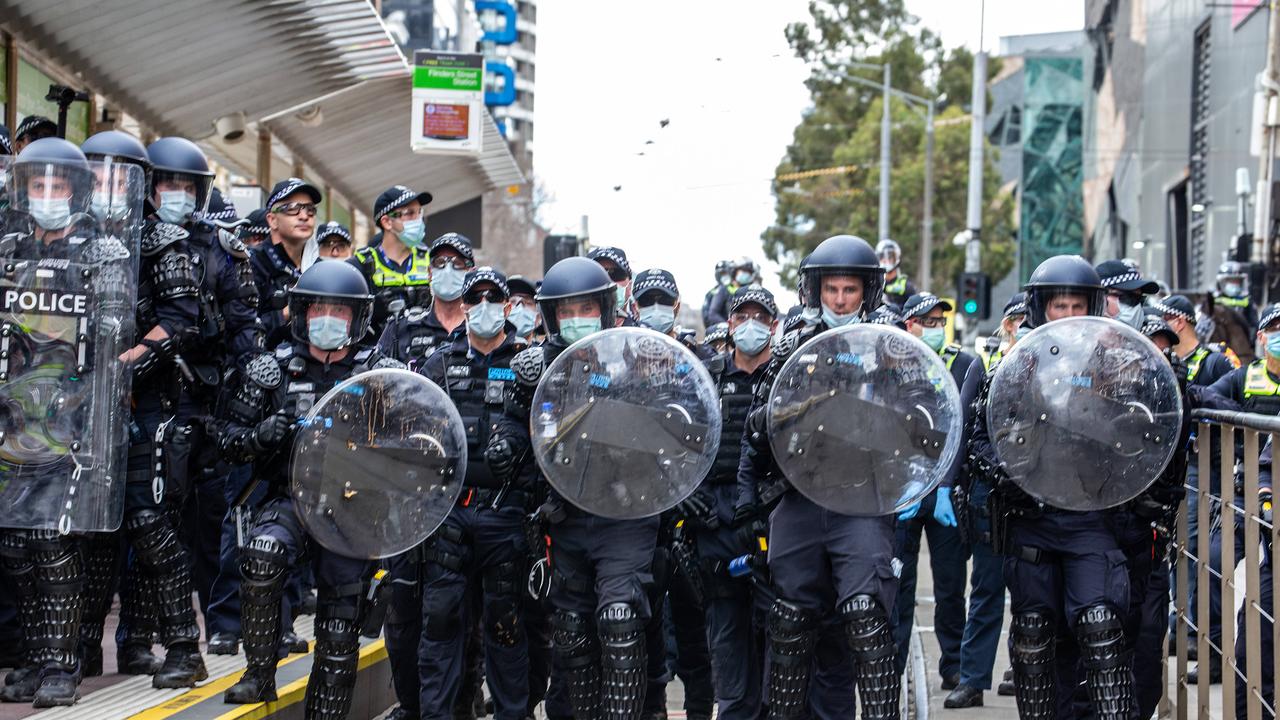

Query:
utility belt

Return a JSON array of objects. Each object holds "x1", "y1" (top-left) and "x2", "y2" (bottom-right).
[{"x1": 456, "y1": 485, "x2": 532, "y2": 511}]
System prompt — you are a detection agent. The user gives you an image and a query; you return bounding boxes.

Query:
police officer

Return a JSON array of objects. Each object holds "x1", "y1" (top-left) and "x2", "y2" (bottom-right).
[
  {"x1": 316, "y1": 221, "x2": 353, "y2": 261},
  {"x1": 238, "y1": 209, "x2": 270, "y2": 248},
  {"x1": 218, "y1": 261, "x2": 397, "y2": 718},
  {"x1": 702, "y1": 259, "x2": 734, "y2": 327},
  {"x1": 1154, "y1": 293, "x2": 1236, "y2": 657},
  {"x1": 1192, "y1": 302, "x2": 1280, "y2": 683},
  {"x1": 894, "y1": 293, "x2": 982, "y2": 702},
  {"x1": 739, "y1": 234, "x2": 900, "y2": 719},
  {"x1": 970, "y1": 255, "x2": 1133, "y2": 718},
  {"x1": 703, "y1": 322, "x2": 730, "y2": 356},
  {"x1": 488, "y1": 256, "x2": 658, "y2": 719},
  {"x1": 349, "y1": 185, "x2": 433, "y2": 338},
  {"x1": 984, "y1": 293, "x2": 1028, "y2": 371},
  {"x1": 248, "y1": 178, "x2": 322, "y2": 346},
  {"x1": 73, "y1": 129, "x2": 163, "y2": 680},
  {"x1": 416, "y1": 267, "x2": 530, "y2": 720},
  {"x1": 1097, "y1": 259, "x2": 1158, "y2": 330},
  {"x1": 507, "y1": 275, "x2": 541, "y2": 344},
  {"x1": 0, "y1": 138, "x2": 136, "y2": 706},
  {"x1": 876, "y1": 239, "x2": 916, "y2": 309},
  {"x1": 690, "y1": 286, "x2": 779, "y2": 720},
  {"x1": 630, "y1": 268, "x2": 715, "y2": 718},
  {"x1": 378, "y1": 232, "x2": 476, "y2": 365},
  {"x1": 587, "y1": 246, "x2": 636, "y2": 322},
  {"x1": 118, "y1": 136, "x2": 261, "y2": 690},
  {"x1": 12, "y1": 115, "x2": 56, "y2": 153}
]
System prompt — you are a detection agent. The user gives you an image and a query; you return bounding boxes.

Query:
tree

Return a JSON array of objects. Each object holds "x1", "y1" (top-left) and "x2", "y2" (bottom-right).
[{"x1": 763, "y1": 0, "x2": 1015, "y2": 292}]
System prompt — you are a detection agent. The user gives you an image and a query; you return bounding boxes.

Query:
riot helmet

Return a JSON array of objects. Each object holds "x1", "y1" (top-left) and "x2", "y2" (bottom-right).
[
  {"x1": 536, "y1": 256, "x2": 617, "y2": 343},
  {"x1": 876, "y1": 238, "x2": 902, "y2": 271},
  {"x1": 731, "y1": 256, "x2": 759, "y2": 286},
  {"x1": 715, "y1": 259, "x2": 733, "y2": 286},
  {"x1": 146, "y1": 137, "x2": 215, "y2": 224},
  {"x1": 288, "y1": 260, "x2": 375, "y2": 351},
  {"x1": 9, "y1": 138, "x2": 94, "y2": 230},
  {"x1": 798, "y1": 234, "x2": 885, "y2": 323},
  {"x1": 1217, "y1": 260, "x2": 1250, "y2": 299},
  {"x1": 1023, "y1": 255, "x2": 1106, "y2": 328},
  {"x1": 82, "y1": 131, "x2": 151, "y2": 223}
]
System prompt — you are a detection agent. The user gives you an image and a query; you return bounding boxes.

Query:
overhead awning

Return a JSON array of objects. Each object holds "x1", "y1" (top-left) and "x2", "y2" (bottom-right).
[
  {"x1": 264, "y1": 77, "x2": 526, "y2": 214},
  {"x1": 0, "y1": 0, "x2": 408, "y2": 139},
  {"x1": 0, "y1": 0, "x2": 524, "y2": 214}
]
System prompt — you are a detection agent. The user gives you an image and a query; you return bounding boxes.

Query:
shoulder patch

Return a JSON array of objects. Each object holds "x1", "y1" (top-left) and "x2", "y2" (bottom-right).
[
  {"x1": 774, "y1": 329, "x2": 804, "y2": 361},
  {"x1": 245, "y1": 353, "x2": 283, "y2": 389},
  {"x1": 141, "y1": 222, "x2": 189, "y2": 257},
  {"x1": 512, "y1": 346, "x2": 547, "y2": 386},
  {"x1": 373, "y1": 356, "x2": 407, "y2": 370}
]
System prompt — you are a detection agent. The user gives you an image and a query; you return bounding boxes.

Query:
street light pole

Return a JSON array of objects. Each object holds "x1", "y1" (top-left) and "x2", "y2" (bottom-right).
[
  {"x1": 880, "y1": 63, "x2": 892, "y2": 242},
  {"x1": 921, "y1": 99, "x2": 935, "y2": 291},
  {"x1": 964, "y1": 50, "x2": 987, "y2": 274}
]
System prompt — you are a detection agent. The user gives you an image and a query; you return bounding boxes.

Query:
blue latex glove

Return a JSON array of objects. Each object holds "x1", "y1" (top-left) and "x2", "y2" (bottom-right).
[
  {"x1": 897, "y1": 502, "x2": 921, "y2": 522},
  {"x1": 933, "y1": 487, "x2": 957, "y2": 527}
]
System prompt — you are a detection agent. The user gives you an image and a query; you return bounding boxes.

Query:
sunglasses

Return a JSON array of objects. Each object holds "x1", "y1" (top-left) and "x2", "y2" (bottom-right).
[
  {"x1": 463, "y1": 289, "x2": 507, "y2": 305},
  {"x1": 273, "y1": 202, "x2": 317, "y2": 217},
  {"x1": 432, "y1": 257, "x2": 474, "y2": 271},
  {"x1": 730, "y1": 310, "x2": 773, "y2": 323},
  {"x1": 605, "y1": 267, "x2": 629, "y2": 282},
  {"x1": 635, "y1": 294, "x2": 675, "y2": 308}
]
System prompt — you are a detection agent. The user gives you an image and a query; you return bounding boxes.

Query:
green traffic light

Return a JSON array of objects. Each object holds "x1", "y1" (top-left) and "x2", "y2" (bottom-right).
[{"x1": 963, "y1": 299, "x2": 979, "y2": 314}]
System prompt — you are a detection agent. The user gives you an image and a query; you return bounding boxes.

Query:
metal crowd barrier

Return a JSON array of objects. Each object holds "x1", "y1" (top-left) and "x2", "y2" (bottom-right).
[{"x1": 1167, "y1": 409, "x2": 1279, "y2": 720}]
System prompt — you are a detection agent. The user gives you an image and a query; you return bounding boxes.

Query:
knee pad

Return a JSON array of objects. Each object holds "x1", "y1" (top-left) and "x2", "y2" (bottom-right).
[
  {"x1": 1075, "y1": 605, "x2": 1127, "y2": 670},
  {"x1": 483, "y1": 561, "x2": 524, "y2": 648},
  {"x1": 239, "y1": 536, "x2": 288, "y2": 598},
  {"x1": 1010, "y1": 611, "x2": 1055, "y2": 670},
  {"x1": 597, "y1": 602, "x2": 644, "y2": 651},
  {"x1": 124, "y1": 509, "x2": 184, "y2": 574},
  {"x1": 838, "y1": 594, "x2": 894, "y2": 662},
  {"x1": 552, "y1": 609, "x2": 599, "y2": 669}
]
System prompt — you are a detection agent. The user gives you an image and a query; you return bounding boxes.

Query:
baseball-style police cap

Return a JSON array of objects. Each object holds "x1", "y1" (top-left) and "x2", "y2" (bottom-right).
[
  {"x1": 587, "y1": 246, "x2": 632, "y2": 278},
  {"x1": 373, "y1": 185, "x2": 432, "y2": 225},
  {"x1": 1096, "y1": 259, "x2": 1160, "y2": 295},
  {"x1": 902, "y1": 292, "x2": 954, "y2": 320},
  {"x1": 1141, "y1": 315, "x2": 1179, "y2": 347},
  {"x1": 868, "y1": 304, "x2": 908, "y2": 330},
  {"x1": 15, "y1": 115, "x2": 56, "y2": 143},
  {"x1": 1153, "y1": 294, "x2": 1195, "y2": 323},
  {"x1": 240, "y1": 208, "x2": 270, "y2": 237},
  {"x1": 429, "y1": 232, "x2": 475, "y2": 262},
  {"x1": 266, "y1": 177, "x2": 322, "y2": 209},
  {"x1": 462, "y1": 266, "x2": 510, "y2": 299},
  {"x1": 632, "y1": 268, "x2": 680, "y2": 300},
  {"x1": 730, "y1": 286, "x2": 779, "y2": 318},
  {"x1": 1003, "y1": 292, "x2": 1028, "y2": 319},
  {"x1": 507, "y1": 275, "x2": 538, "y2": 297},
  {"x1": 316, "y1": 221, "x2": 352, "y2": 245},
  {"x1": 1259, "y1": 303, "x2": 1280, "y2": 332}
]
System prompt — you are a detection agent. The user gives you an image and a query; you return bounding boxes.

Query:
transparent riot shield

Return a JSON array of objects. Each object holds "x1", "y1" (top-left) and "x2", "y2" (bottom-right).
[
  {"x1": 290, "y1": 369, "x2": 466, "y2": 559},
  {"x1": 0, "y1": 158, "x2": 143, "y2": 533},
  {"x1": 767, "y1": 324, "x2": 963, "y2": 516},
  {"x1": 531, "y1": 328, "x2": 721, "y2": 520},
  {"x1": 987, "y1": 316, "x2": 1183, "y2": 511}
]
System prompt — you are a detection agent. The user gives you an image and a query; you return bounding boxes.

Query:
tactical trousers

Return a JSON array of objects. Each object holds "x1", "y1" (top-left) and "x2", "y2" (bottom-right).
[
  {"x1": 892, "y1": 489, "x2": 968, "y2": 679},
  {"x1": 418, "y1": 503, "x2": 530, "y2": 720},
  {"x1": 382, "y1": 548, "x2": 423, "y2": 717},
  {"x1": 206, "y1": 464, "x2": 261, "y2": 637},
  {"x1": 548, "y1": 513, "x2": 658, "y2": 618},
  {"x1": 957, "y1": 480, "x2": 1005, "y2": 691}
]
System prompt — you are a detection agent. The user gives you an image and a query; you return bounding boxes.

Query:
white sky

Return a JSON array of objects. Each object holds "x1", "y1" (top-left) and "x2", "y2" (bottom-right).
[{"x1": 534, "y1": 1, "x2": 1083, "y2": 314}]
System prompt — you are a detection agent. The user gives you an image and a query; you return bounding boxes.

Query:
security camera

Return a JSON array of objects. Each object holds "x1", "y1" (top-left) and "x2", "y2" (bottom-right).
[
  {"x1": 295, "y1": 105, "x2": 323, "y2": 127},
  {"x1": 213, "y1": 112, "x2": 247, "y2": 143}
]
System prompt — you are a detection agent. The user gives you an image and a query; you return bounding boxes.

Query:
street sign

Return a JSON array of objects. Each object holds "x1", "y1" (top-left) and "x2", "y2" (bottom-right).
[{"x1": 411, "y1": 50, "x2": 485, "y2": 156}]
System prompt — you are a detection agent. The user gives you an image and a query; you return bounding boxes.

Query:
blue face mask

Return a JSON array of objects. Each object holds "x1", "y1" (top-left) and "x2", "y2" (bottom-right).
[
  {"x1": 735, "y1": 270, "x2": 753, "y2": 286},
  {"x1": 921, "y1": 327, "x2": 946, "y2": 352},
  {"x1": 1014, "y1": 325, "x2": 1031, "y2": 341},
  {"x1": 397, "y1": 218, "x2": 426, "y2": 248},
  {"x1": 559, "y1": 316, "x2": 601, "y2": 344},
  {"x1": 432, "y1": 265, "x2": 466, "y2": 301},
  {"x1": 1116, "y1": 302, "x2": 1145, "y2": 330},
  {"x1": 509, "y1": 304, "x2": 538, "y2": 336},
  {"x1": 615, "y1": 284, "x2": 629, "y2": 312},
  {"x1": 821, "y1": 303, "x2": 860, "y2": 328},
  {"x1": 638, "y1": 304, "x2": 676, "y2": 333},
  {"x1": 732, "y1": 319, "x2": 772, "y2": 356},
  {"x1": 308, "y1": 314, "x2": 350, "y2": 351},
  {"x1": 92, "y1": 190, "x2": 131, "y2": 222},
  {"x1": 29, "y1": 197, "x2": 72, "y2": 230},
  {"x1": 157, "y1": 190, "x2": 195, "y2": 225},
  {"x1": 1268, "y1": 333, "x2": 1280, "y2": 360},
  {"x1": 466, "y1": 301, "x2": 507, "y2": 339}
]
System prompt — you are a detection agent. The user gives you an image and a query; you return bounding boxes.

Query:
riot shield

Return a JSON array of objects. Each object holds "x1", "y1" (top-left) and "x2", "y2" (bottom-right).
[
  {"x1": 767, "y1": 324, "x2": 963, "y2": 516},
  {"x1": 0, "y1": 159, "x2": 143, "y2": 533},
  {"x1": 290, "y1": 368, "x2": 466, "y2": 559},
  {"x1": 987, "y1": 316, "x2": 1183, "y2": 511},
  {"x1": 531, "y1": 328, "x2": 721, "y2": 520}
]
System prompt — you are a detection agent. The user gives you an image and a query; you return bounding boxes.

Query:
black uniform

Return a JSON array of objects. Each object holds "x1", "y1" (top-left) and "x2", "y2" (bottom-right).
[
  {"x1": 378, "y1": 305, "x2": 456, "y2": 367},
  {"x1": 247, "y1": 240, "x2": 301, "y2": 346}
]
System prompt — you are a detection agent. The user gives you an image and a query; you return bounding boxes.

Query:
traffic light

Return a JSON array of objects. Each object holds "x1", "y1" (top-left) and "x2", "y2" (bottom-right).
[{"x1": 957, "y1": 272, "x2": 991, "y2": 320}]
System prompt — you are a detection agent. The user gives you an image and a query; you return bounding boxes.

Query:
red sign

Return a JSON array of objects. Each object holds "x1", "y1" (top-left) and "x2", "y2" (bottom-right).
[{"x1": 422, "y1": 103, "x2": 470, "y2": 141}]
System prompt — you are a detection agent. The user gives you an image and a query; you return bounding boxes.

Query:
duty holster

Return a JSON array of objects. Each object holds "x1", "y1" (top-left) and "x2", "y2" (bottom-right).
[{"x1": 360, "y1": 570, "x2": 390, "y2": 638}]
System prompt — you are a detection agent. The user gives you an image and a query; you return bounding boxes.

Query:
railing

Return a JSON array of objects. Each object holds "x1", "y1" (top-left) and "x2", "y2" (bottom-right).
[{"x1": 1167, "y1": 409, "x2": 1279, "y2": 719}]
